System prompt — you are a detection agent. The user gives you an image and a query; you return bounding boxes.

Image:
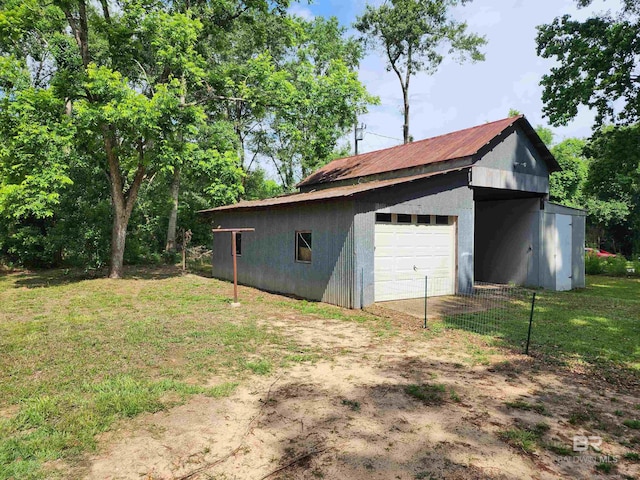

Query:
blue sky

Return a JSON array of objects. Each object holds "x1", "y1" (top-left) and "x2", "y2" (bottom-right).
[{"x1": 288, "y1": 0, "x2": 621, "y2": 154}]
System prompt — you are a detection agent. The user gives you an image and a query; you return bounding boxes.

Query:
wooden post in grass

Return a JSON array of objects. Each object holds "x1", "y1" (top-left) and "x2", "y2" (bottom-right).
[{"x1": 211, "y1": 228, "x2": 255, "y2": 306}]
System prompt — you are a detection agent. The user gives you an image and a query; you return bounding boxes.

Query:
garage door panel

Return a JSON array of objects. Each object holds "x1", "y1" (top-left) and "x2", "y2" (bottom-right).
[{"x1": 375, "y1": 220, "x2": 455, "y2": 302}]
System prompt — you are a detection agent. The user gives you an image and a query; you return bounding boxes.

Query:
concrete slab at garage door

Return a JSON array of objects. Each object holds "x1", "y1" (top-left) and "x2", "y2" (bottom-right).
[{"x1": 374, "y1": 221, "x2": 456, "y2": 302}]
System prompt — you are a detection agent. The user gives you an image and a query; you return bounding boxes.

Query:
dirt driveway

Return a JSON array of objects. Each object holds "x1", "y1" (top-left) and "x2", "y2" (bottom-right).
[{"x1": 81, "y1": 312, "x2": 639, "y2": 480}]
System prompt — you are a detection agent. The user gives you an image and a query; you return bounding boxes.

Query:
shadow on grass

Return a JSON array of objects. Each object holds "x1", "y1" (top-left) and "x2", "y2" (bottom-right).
[
  {"x1": 439, "y1": 284, "x2": 640, "y2": 390},
  {"x1": 9, "y1": 265, "x2": 185, "y2": 289}
]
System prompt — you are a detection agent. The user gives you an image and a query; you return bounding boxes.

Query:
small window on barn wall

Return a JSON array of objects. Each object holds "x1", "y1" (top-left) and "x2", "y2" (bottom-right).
[
  {"x1": 375, "y1": 213, "x2": 392, "y2": 223},
  {"x1": 231, "y1": 233, "x2": 242, "y2": 256},
  {"x1": 435, "y1": 215, "x2": 450, "y2": 225},
  {"x1": 296, "y1": 231, "x2": 312, "y2": 263}
]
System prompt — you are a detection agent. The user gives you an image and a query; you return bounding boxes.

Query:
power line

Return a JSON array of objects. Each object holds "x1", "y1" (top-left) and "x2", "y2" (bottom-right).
[{"x1": 366, "y1": 131, "x2": 403, "y2": 142}]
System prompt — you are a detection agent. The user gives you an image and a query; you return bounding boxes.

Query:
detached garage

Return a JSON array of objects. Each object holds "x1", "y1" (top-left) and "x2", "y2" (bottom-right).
[{"x1": 199, "y1": 115, "x2": 586, "y2": 309}]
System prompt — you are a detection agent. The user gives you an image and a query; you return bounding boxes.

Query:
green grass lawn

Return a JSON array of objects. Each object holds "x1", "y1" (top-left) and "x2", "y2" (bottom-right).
[
  {"x1": 442, "y1": 276, "x2": 640, "y2": 375},
  {"x1": 0, "y1": 268, "x2": 386, "y2": 480},
  {"x1": 534, "y1": 276, "x2": 640, "y2": 369},
  {"x1": 0, "y1": 269, "x2": 638, "y2": 479}
]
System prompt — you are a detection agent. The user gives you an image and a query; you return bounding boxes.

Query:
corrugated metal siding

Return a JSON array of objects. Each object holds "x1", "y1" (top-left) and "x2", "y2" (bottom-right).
[
  {"x1": 353, "y1": 204, "x2": 376, "y2": 307},
  {"x1": 321, "y1": 214, "x2": 355, "y2": 308},
  {"x1": 472, "y1": 128, "x2": 550, "y2": 194},
  {"x1": 210, "y1": 200, "x2": 357, "y2": 308},
  {"x1": 474, "y1": 198, "x2": 541, "y2": 286}
]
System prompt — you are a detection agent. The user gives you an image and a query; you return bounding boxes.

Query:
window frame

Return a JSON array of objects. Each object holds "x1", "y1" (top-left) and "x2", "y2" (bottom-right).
[
  {"x1": 396, "y1": 213, "x2": 412, "y2": 224},
  {"x1": 295, "y1": 230, "x2": 312, "y2": 264},
  {"x1": 417, "y1": 214, "x2": 432, "y2": 225},
  {"x1": 375, "y1": 212, "x2": 393, "y2": 223}
]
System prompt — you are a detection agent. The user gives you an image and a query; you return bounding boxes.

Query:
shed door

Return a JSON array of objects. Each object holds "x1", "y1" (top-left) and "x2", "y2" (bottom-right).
[
  {"x1": 555, "y1": 214, "x2": 573, "y2": 291},
  {"x1": 374, "y1": 218, "x2": 456, "y2": 302}
]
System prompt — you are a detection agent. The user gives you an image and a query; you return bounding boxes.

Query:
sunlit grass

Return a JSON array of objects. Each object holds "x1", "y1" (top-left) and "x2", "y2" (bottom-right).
[
  {"x1": 0, "y1": 267, "x2": 355, "y2": 480},
  {"x1": 437, "y1": 276, "x2": 640, "y2": 372}
]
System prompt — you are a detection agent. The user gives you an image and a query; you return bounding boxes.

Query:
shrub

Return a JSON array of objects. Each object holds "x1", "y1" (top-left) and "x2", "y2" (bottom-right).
[
  {"x1": 603, "y1": 255, "x2": 629, "y2": 276},
  {"x1": 585, "y1": 253, "x2": 604, "y2": 275}
]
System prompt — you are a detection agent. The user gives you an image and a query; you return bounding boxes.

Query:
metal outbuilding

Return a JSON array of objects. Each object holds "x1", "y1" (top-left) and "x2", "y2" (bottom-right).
[{"x1": 198, "y1": 115, "x2": 586, "y2": 308}]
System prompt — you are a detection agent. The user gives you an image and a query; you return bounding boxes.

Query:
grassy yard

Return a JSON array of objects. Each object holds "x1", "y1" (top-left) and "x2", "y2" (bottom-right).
[
  {"x1": 0, "y1": 268, "x2": 387, "y2": 480},
  {"x1": 0, "y1": 268, "x2": 638, "y2": 479},
  {"x1": 532, "y1": 276, "x2": 640, "y2": 372},
  {"x1": 440, "y1": 276, "x2": 640, "y2": 377}
]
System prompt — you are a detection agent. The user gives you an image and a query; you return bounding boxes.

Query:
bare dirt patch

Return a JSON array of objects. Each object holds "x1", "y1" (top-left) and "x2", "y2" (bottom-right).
[{"x1": 78, "y1": 311, "x2": 640, "y2": 480}]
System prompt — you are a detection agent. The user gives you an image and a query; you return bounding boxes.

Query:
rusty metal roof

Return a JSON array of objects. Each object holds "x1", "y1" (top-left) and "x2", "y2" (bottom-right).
[
  {"x1": 198, "y1": 167, "x2": 468, "y2": 215},
  {"x1": 298, "y1": 115, "x2": 559, "y2": 188}
]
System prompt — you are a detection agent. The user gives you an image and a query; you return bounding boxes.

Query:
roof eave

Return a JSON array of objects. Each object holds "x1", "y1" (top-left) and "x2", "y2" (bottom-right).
[{"x1": 198, "y1": 166, "x2": 470, "y2": 216}]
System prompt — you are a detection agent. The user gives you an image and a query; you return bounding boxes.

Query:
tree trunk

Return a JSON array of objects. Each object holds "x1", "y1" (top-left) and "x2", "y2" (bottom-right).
[
  {"x1": 109, "y1": 210, "x2": 128, "y2": 279},
  {"x1": 165, "y1": 167, "x2": 180, "y2": 253},
  {"x1": 103, "y1": 128, "x2": 146, "y2": 279},
  {"x1": 403, "y1": 86, "x2": 410, "y2": 144},
  {"x1": 403, "y1": 61, "x2": 412, "y2": 144}
]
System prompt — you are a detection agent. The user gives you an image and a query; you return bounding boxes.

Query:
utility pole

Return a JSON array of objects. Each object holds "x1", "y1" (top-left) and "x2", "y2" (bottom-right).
[{"x1": 354, "y1": 122, "x2": 366, "y2": 155}]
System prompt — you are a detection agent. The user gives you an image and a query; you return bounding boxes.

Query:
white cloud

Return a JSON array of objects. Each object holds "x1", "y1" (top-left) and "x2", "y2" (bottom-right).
[
  {"x1": 468, "y1": 6, "x2": 502, "y2": 28},
  {"x1": 287, "y1": 4, "x2": 314, "y2": 20}
]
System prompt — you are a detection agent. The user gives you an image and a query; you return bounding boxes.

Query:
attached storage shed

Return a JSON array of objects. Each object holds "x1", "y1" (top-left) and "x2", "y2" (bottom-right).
[{"x1": 199, "y1": 115, "x2": 586, "y2": 308}]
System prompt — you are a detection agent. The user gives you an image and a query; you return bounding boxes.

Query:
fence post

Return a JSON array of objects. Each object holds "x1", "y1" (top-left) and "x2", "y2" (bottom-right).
[
  {"x1": 360, "y1": 268, "x2": 364, "y2": 309},
  {"x1": 423, "y1": 275, "x2": 428, "y2": 329},
  {"x1": 525, "y1": 291, "x2": 536, "y2": 355}
]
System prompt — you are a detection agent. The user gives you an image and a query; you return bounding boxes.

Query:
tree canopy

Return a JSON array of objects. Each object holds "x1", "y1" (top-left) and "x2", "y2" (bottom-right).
[
  {"x1": 536, "y1": 0, "x2": 640, "y2": 126},
  {"x1": 355, "y1": 0, "x2": 485, "y2": 144},
  {"x1": 0, "y1": 0, "x2": 376, "y2": 270}
]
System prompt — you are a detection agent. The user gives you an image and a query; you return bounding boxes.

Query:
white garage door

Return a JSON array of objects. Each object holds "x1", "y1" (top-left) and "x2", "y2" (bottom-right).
[{"x1": 375, "y1": 216, "x2": 456, "y2": 302}]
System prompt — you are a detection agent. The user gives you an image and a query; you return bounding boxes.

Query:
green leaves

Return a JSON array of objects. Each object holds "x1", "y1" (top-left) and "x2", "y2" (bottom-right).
[
  {"x1": 537, "y1": 4, "x2": 640, "y2": 126},
  {"x1": 142, "y1": 10, "x2": 205, "y2": 82},
  {"x1": 355, "y1": 0, "x2": 486, "y2": 75},
  {"x1": 355, "y1": 0, "x2": 485, "y2": 143},
  {"x1": 0, "y1": 88, "x2": 74, "y2": 221},
  {"x1": 549, "y1": 138, "x2": 588, "y2": 209}
]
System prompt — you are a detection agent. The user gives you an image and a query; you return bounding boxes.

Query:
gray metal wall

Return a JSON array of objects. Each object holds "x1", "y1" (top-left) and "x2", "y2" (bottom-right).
[
  {"x1": 472, "y1": 127, "x2": 550, "y2": 193},
  {"x1": 354, "y1": 170, "x2": 475, "y2": 306},
  {"x1": 475, "y1": 199, "x2": 586, "y2": 290},
  {"x1": 474, "y1": 198, "x2": 541, "y2": 286},
  {"x1": 541, "y1": 202, "x2": 586, "y2": 290},
  {"x1": 209, "y1": 200, "x2": 358, "y2": 308}
]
